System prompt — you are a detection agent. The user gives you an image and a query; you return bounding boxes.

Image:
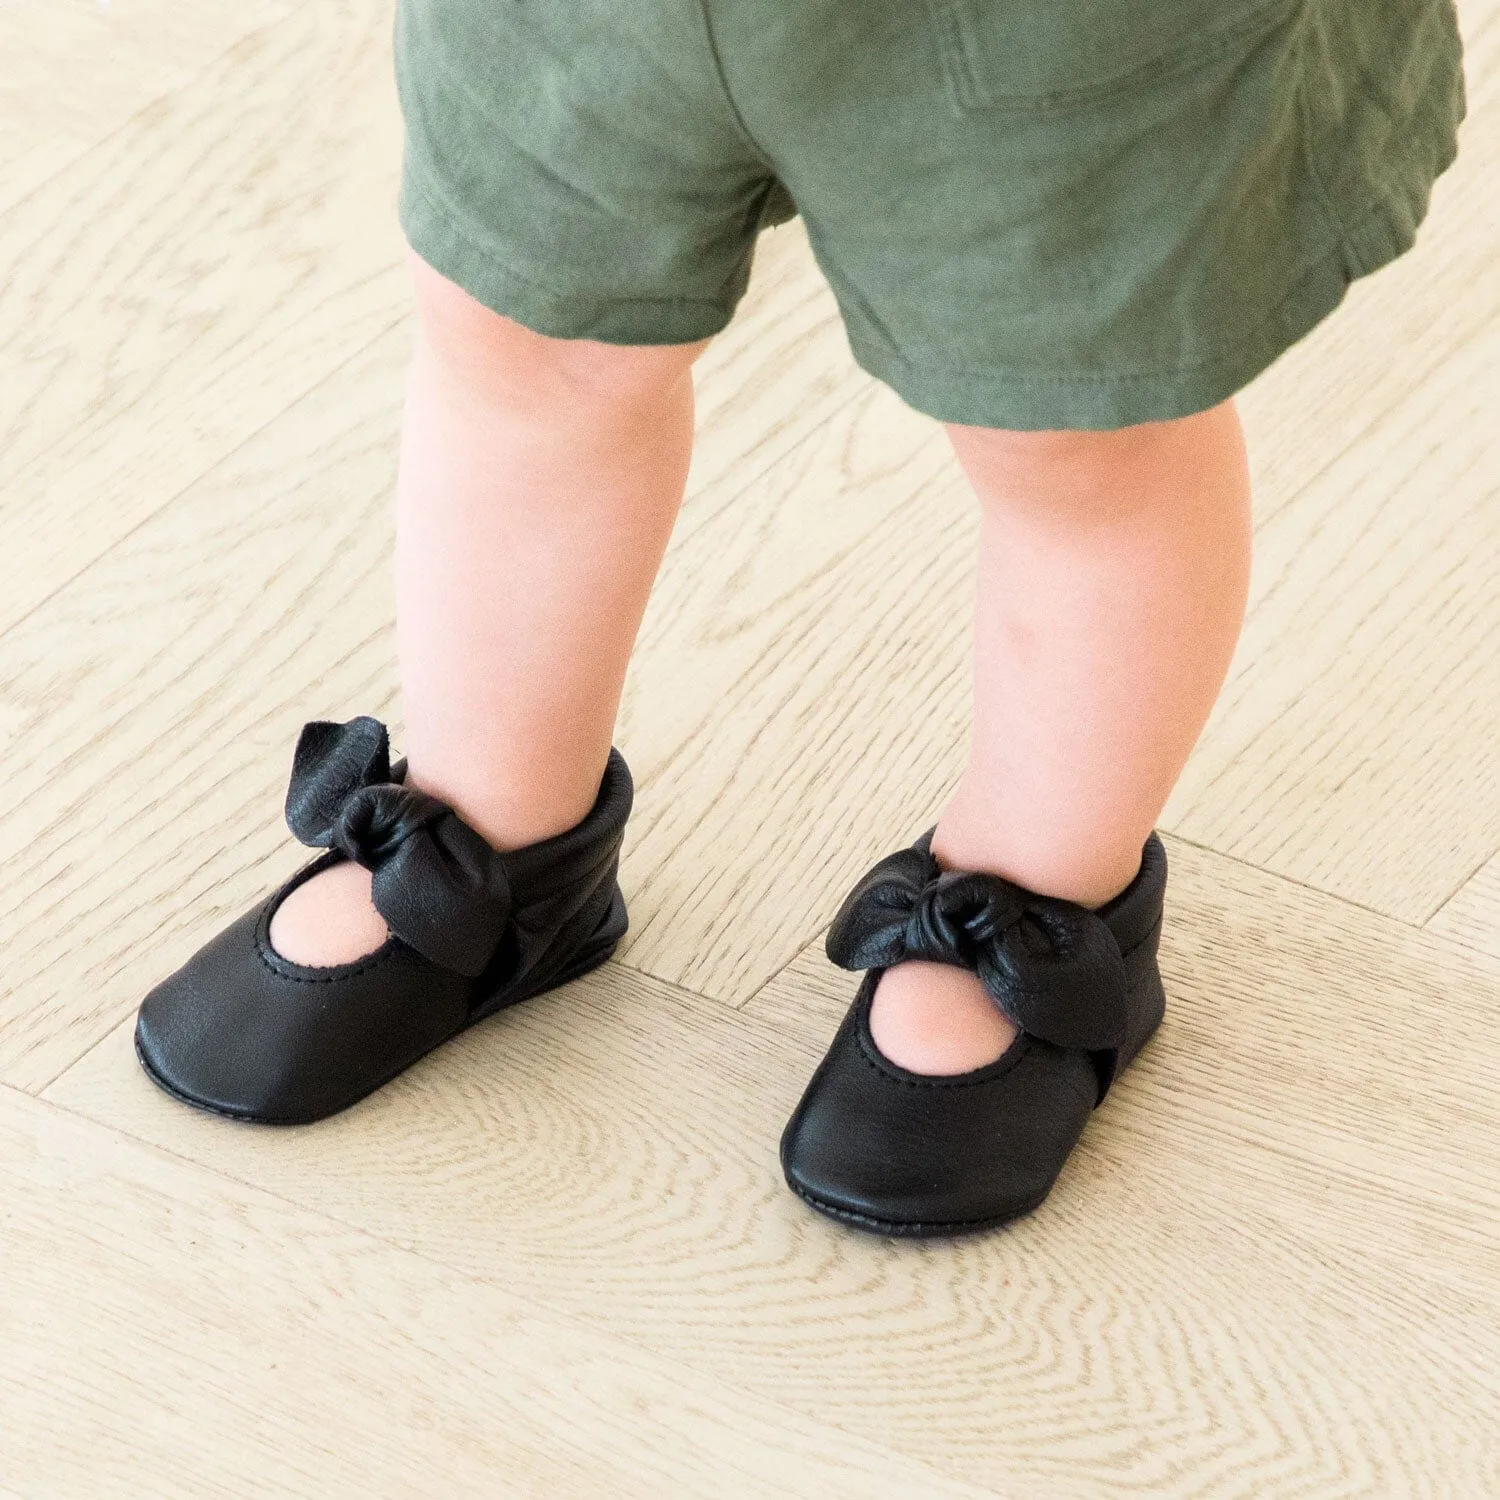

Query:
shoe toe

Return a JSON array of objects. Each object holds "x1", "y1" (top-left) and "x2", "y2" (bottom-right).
[
  {"x1": 136, "y1": 975, "x2": 292, "y2": 1122},
  {"x1": 135, "y1": 914, "x2": 295, "y2": 1120},
  {"x1": 780, "y1": 986, "x2": 1098, "y2": 1235},
  {"x1": 135, "y1": 904, "x2": 469, "y2": 1123}
]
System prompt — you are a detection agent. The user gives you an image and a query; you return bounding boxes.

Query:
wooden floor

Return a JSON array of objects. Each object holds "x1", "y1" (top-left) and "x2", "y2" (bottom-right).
[{"x1": 4, "y1": 2, "x2": 1499, "y2": 1495}]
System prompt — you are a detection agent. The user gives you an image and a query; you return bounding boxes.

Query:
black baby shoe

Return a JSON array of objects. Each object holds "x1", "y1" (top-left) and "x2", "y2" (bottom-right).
[
  {"x1": 781, "y1": 830, "x2": 1167, "y2": 1236},
  {"x1": 135, "y1": 716, "x2": 632, "y2": 1123}
]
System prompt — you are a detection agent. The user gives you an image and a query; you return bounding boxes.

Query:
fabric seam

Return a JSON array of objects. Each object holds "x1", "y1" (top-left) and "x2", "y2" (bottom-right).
[
  {"x1": 1292, "y1": 10, "x2": 1362, "y2": 278},
  {"x1": 687, "y1": 0, "x2": 779, "y2": 169},
  {"x1": 836, "y1": 200, "x2": 1380, "y2": 389},
  {"x1": 934, "y1": 0, "x2": 1303, "y2": 115},
  {"x1": 402, "y1": 167, "x2": 742, "y2": 321}
]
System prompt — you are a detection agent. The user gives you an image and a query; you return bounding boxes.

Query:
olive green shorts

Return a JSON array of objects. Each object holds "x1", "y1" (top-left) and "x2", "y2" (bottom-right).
[{"x1": 394, "y1": 0, "x2": 1464, "y2": 430}]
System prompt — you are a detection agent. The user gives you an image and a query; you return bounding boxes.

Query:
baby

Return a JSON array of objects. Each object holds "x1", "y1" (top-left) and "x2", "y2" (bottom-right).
[{"x1": 133, "y1": 0, "x2": 1464, "y2": 1235}]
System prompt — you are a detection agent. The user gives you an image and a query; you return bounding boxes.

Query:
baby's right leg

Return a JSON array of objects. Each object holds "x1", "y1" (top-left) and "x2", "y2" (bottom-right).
[{"x1": 271, "y1": 250, "x2": 708, "y2": 966}]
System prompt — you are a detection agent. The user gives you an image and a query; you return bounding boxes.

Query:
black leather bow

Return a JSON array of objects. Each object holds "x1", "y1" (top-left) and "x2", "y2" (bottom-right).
[
  {"x1": 825, "y1": 835, "x2": 1129, "y2": 1052},
  {"x1": 284, "y1": 717, "x2": 510, "y2": 978}
]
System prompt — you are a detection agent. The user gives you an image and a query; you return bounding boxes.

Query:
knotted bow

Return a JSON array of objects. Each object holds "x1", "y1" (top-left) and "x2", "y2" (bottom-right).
[
  {"x1": 284, "y1": 717, "x2": 510, "y2": 977},
  {"x1": 826, "y1": 835, "x2": 1129, "y2": 1052}
]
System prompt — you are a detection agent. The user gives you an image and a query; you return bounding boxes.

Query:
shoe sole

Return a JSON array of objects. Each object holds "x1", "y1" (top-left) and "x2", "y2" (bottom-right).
[{"x1": 785, "y1": 1178, "x2": 1052, "y2": 1238}]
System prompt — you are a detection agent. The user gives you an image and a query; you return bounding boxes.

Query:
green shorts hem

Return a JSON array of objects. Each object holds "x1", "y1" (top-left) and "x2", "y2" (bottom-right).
[
  {"x1": 401, "y1": 135, "x2": 1442, "y2": 431},
  {"x1": 843, "y1": 191, "x2": 1428, "y2": 432},
  {"x1": 399, "y1": 163, "x2": 739, "y2": 347}
]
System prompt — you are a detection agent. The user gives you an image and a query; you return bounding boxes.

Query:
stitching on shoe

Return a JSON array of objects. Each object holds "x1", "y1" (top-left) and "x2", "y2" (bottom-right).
[
  {"x1": 848, "y1": 914, "x2": 1162, "y2": 1091},
  {"x1": 854, "y1": 1024, "x2": 1033, "y2": 1088},
  {"x1": 253, "y1": 921, "x2": 400, "y2": 984},
  {"x1": 851, "y1": 1032, "x2": 1099, "y2": 1113}
]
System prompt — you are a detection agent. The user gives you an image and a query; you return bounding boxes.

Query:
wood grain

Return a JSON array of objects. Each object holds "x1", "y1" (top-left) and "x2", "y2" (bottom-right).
[
  {"x1": 0, "y1": 0, "x2": 410, "y2": 636},
  {"x1": 45, "y1": 839, "x2": 1500, "y2": 1497},
  {"x1": 0, "y1": 1083, "x2": 983, "y2": 1500},
  {"x1": 1234, "y1": 0, "x2": 1500, "y2": 521},
  {"x1": 0, "y1": 330, "x2": 407, "y2": 1091},
  {"x1": 6, "y1": 217, "x2": 1500, "y2": 1083},
  {"x1": 1164, "y1": 310, "x2": 1500, "y2": 918},
  {"x1": 0, "y1": 0, "x2": 857, "y2": 644},
  {"x1": 0, "y1": 0, "x2": 295, "y2": 215},
  {"x1": 1427, "y1": 850, "x2": 1500, "y2": 962},
  {"x1": 1, "y1": 0, "x2": 1494, "y2": 1044}
]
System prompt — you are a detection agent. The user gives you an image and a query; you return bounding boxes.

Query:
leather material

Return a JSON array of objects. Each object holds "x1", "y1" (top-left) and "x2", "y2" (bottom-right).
[
  {"x1": 135, "y1": 719, "x2": 632, "y2": 1124},
  {"x1": 285, "y1": 718, "x2": 513, "y2": 977},
  {"x1": 824, "y1": 831, "x2": 1130, "y2": 1053},
  {"x1": 781, "y1": 832, "x2": 1167, "y2": 1236}
]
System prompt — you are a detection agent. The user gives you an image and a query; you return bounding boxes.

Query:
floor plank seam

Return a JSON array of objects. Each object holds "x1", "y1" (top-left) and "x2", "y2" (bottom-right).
[
  {"x1": 1162, "y1": 831, "x2": 1435, "y2": 931},
  {"x1": 5, "y1": 5, "x2": 1498, "y2": 1491},
  {"x1": 27, "y1": 1013, "x2": 135, "y2": 1101},
  {"x1": 588, "y1": 951, "x2": 751, "y2": 1015},
  {"x1": 1422, "y1": 841, "x2": 1500, "y2": 927},
  {"x1": 19, "y1": 821, "x2": 1487, "y2": 1103},
  {"x1": 733, "y1": 926, "x2": 828, "y2": 1013},
  {"x1": 0, "y1": 308, "x2": 409, "y2": 650},
  {"x1": 9, "y1": 1074, "x2": 700, "y2": 1346},
  {"x1": 625, "y1": 831, "x2": 1461, "y2": 1028}
]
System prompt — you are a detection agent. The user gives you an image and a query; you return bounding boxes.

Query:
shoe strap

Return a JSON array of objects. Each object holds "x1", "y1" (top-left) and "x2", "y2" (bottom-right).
[
  {"x1": 284, "y1": 717, "x2": 511, "y2": 977},
  {"x1": 825, "y1": 834, "x2": 1131, "y2": 1052}
]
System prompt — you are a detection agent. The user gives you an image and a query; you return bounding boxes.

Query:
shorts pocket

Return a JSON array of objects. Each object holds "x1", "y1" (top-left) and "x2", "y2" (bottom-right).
[{"x1": 926, "y1": 0, "x2": 1304, "y2": 113}]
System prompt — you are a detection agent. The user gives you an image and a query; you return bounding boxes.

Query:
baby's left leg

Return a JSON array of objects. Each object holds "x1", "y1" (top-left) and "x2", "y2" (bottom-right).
[{"x1": 871, "y1": 401, "x2": 1252, "y2": 1073}]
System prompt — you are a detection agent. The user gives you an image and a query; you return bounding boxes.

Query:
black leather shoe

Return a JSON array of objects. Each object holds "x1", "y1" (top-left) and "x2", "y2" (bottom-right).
[
  {"x1": 135, "y1": 716, "x2": 632, "y2": 1124},
  {"x1": 780, "y1": 831, "x2": 1167, "y2": 1236}
]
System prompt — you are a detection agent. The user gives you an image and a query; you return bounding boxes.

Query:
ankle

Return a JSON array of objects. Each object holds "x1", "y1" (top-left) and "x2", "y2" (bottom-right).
[
  {"x1": 402, "y1": 753, "x2": 603, "y2": 853},
  {"x1": 930, "y1": 792, "x2": 1143, "y2": 910}
]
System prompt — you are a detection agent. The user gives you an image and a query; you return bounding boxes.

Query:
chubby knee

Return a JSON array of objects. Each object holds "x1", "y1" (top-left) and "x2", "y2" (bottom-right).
[
  {"x1": 407, "y1": 247, "x2": 708, "y2": 414},
  {"x1": 944, "y1": 403, "x2": 1244, "y2": 520}
]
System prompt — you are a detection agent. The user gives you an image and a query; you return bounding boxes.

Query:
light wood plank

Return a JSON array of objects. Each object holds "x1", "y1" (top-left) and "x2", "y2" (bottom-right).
[
  {"x1": 0, "y1": 0, "x2": 410, "y2": 635},
  {"x1": 749, "y1": 836, "x2": 1500, "y2": 1254},
  {"x1": 2, "y1": 3, "x2": 1497, "y2": 1492},
  {"x1": 3, "y1": 0, "x2": 1496, "y2": 1079},
  {"x1": 9, "y1": 0, "x2": 1493, "y2": 649},
  {"x1": 0, "y1": 1083, "x2": 982, "y2": 1500},
  {"x1": 0, "y1": 0, "x2": 295, "y2": 215},
  {"x1": 1164, "y1": 308, "x2": 1500, "y2": 919},
  {"x1": 620, "y1": 24, "x2": 1500, "y2": 973},
  {"x1": 46, "y1": 841, "x2": 1500, "y2": 1496},
  {"x1": 1427, "y1": 849, "x2": 1500, "y2": 961},
  {"x1": 0, "y1": 332, "x2": 407, "y2": 1090}
]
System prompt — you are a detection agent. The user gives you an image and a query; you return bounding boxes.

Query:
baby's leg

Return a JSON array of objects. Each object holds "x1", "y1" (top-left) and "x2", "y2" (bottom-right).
[
  {"x1": 871, "y1": 402, "x2": 1252, "y2": 1073},
  {"x1": 271, "y1": 252, "x2": 708, "y2": 965}
]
